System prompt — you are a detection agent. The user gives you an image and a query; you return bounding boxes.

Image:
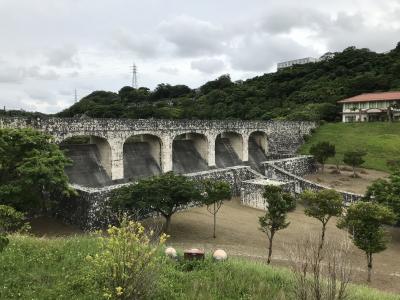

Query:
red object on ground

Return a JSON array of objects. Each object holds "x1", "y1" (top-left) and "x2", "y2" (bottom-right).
[{"x1": 184, "y1": 248, "x2": 205, "y2": 260}]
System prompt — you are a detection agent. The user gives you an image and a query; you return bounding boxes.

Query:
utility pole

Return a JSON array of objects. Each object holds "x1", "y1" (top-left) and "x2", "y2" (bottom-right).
[
  {"x1": 131, "y1": 63, "x2": 138, "y2": 89},
  {"x1": 74, "y1": 88, "x2": 78, "y2": 103}
]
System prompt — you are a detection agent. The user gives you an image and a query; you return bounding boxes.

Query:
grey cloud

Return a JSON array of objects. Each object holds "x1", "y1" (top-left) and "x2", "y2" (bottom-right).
[
  {"x1": 229, "y1": 33, "x2": 315, "y2": 71},
  {"x1": 158, "y1": 66, "x2": 179, "y2": 75},
  {"x1": 0, "y1": 62, "x2": 60, "y2": 83},
  {"x1": 0, "y1": 66, "x2": 24, "y2": 83},
  {"x1": 260, "y1": 7, "x2": 329, "y2": 34},
  {"x1": 316, "y1": 11, "x2": 400, "y2": 52},
  {"x1": 191, "y1": 58, "x2": 226, "y2": 73},
  {"x1": 25, "y1": 66, "x2": 60, "y2": 80},
  {"x1": 46, "y1": 45, "x2": 80, "y2": 67},
  {"x1": 158, "y1": 15, "x2": 226, "y2": 57},
  {"x1": 112, "y1": 29, "x2": 163, "y2": 59}
]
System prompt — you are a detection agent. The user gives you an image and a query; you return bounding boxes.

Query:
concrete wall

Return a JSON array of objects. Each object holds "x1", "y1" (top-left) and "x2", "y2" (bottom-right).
[{"x1": 0, "y1": 117, "x2": 316, "y2": 182}]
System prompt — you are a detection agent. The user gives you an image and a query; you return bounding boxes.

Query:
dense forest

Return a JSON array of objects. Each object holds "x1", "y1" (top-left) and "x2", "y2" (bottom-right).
[{"x1": 18, "y1": 43, "x2": 400, "y2": 121}]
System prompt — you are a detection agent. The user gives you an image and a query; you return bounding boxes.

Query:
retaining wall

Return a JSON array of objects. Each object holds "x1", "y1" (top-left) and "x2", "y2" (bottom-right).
[
  {"x1": 56, "y1": 166, "x2": 264, "y2": 230},
  {"x1": 261, "y1": 156, "x2": 363, "y2": 204}
]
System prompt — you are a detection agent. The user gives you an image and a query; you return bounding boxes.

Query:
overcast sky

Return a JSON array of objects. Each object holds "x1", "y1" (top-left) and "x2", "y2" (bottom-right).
[{"x1": 0, "y1": 0, "x2": 399, "y2": 113}]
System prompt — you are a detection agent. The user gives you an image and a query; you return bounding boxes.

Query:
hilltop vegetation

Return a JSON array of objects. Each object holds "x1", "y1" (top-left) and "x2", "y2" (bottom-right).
[
  {"x1": 57, "y1": 43, "x2": 400, "y2": 121},
  {"x1": 299, "y1": 122, "x2": 400, "y2": 172}
]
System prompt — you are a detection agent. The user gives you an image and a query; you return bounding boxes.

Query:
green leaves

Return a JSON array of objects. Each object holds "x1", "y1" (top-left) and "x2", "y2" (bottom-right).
[
  {"x1": 309, "y1": 141, "x2": 336, "y2": 169},
  {"x1": 111, "y1": 172, "x2": 202, "y2": 231},
  {"x1": 0, "y1": 205, "x2": 30, "y2": 252},
  {"x1": 364, "y1": 172, "x2": 400, "y2": 223},
  {"x1": 199, "y1": 179, "x2": 231, "y2": 207},
  {"x1": 343, "y1": 150, "x2": 367, "y2": 170},
  {"x1": 0, "y1": 128, "x2": 75, "y2": 214},
  {"x1": 259, "y1": 185, "x2": 296, "y2": 235},
  {"x1": 338, "y1": 202, "x2": 396, "y2": 254},
  {"x1": 301, "y1": 189, "x2": 343, "y2": 225}
]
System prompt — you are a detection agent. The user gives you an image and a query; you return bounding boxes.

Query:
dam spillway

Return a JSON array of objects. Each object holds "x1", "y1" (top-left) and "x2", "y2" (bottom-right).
[
  {"x1": 248, "y1": 137, "x2": 268, "y2": 172},
  {"x1": 172, "y1": 140, "x2": 209, "y2": 173},
  {"x1": 62, "y1": 137, "x2": 269, "y2": 186},
  {"x1": 61, "y1": 144, "x2": 112, "y2": 187},
  {"x1": 123, "y1": 142, "x2": 162, "y2": 180},
  {"x1": 215, "y1": 138, "x2": 242, "y2": 168}
]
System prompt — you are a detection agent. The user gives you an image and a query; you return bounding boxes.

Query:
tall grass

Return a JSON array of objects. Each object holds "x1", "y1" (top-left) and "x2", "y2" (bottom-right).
[{"x1": 0, "y1": 235, "x2": 399, "y2": 300}]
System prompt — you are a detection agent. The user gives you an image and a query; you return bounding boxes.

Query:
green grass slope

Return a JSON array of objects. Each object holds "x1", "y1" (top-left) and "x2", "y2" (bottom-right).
[
  {"x1": 0, "y1": 235, "x2": 399, "y2": 300},
  {"x1": 299, "y1": 122, "x2": 400, "y2": 172}
]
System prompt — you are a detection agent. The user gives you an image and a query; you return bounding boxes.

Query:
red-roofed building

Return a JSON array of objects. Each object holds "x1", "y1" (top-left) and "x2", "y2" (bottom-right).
[{"x1": 338, "y1": 91, "x2": 400, "y2": 122}]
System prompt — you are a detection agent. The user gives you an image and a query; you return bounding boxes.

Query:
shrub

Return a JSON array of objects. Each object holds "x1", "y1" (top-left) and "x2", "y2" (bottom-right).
[
  {"x1": 87, "y1": 218, "x2": 167, "y2": 299},
  {"x1": 0, "y1": 205, "x2": 30, "y2": 252}
]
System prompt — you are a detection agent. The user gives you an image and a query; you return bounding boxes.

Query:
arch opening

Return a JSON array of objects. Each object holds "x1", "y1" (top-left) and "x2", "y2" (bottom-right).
[
  {"x1": 248, "y1": 131, "x2": 269, "y2": 172},
  {"x1": 123, "y1": 134, "x2": 162, "y2": 180},
  {"x1": 215, "y1": 131, "x2": 243, "y2": 168},
  {"x1": 172, "y1": 132, "x2": 208, "y2": 173},
  {"x1": 60, "y1": 135, "x2": 112, "y2": 187}
]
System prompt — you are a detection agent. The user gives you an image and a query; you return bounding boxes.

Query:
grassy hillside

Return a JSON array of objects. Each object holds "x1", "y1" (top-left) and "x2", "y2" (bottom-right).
[
  {"x1": 299, "y1": 122, "x2": 400, "y2": 172},
  {"x1": 0, "y1": 235, "x2": 399, "y2": 300}
]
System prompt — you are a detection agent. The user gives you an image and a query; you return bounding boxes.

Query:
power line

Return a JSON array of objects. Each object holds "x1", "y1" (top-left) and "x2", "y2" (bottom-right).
[{"x1": 131, "y1": 63, "x2": 138, "y2": 88}]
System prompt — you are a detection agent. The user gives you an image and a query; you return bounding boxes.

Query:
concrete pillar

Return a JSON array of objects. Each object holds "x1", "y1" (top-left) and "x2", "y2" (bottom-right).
[
  {"x1": 161, "y1": 135, "x2": 173, "y2": 172},
  {"x1": 242, "y1": 133, "x2": 249, "y2": 162},
  {"x1": 110, "y1": 138, "x2": 124, "y2": 180},
  {"x1": 207, "y1": 133, "x2": 216, "y2": 167}
]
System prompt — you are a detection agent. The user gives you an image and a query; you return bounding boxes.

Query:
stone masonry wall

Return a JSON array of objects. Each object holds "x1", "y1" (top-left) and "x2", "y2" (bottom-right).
[
  {"x1": 240, "y1": 179, "x2": 295, "y2": 211},
  {"x1": 261, "y1": 157, "x2": 363, "y2": 204},
  {"x1": 56, "y1": 166, "x2": 264, "y2": 230}
]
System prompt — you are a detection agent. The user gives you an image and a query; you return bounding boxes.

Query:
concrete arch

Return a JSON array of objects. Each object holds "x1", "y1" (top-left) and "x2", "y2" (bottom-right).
[
  {"x1": 249, "y1": 131, "x2": 269, "y2": 155},
  {"x1": 123, "y1": 134, "x2": 163, "y2": 179},
  {"x1": 60, "y1": 134, "x2": 112, "y2": 186},
  {"x1": 215, "y1": 131, "x2": 244, "y2": 169},
  {"x1": 172, "y1": 132, "x2": 209, "y2": 173}
]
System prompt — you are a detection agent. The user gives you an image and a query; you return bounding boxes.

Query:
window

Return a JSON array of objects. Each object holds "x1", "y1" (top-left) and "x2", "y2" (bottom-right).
[
  {"x1": 369, "y1": 101, "x2": 377, "y2": 108},
  {"x1": 360, "y1": 102, "x2": 367, "y2": 109}
]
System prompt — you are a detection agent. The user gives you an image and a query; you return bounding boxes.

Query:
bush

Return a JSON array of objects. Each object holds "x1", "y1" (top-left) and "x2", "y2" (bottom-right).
[
  {"x1": 87, "y1": 218, "x2": 167, "y2": 300},
  {"x1": 0, "y1": 205, "x2": 30, "y2": 252}
]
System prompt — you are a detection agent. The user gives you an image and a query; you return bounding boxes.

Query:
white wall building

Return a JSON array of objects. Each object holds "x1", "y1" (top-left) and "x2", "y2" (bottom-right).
[
  {"x1": 338, "y1": 92, "x2": 400, "y2": 122},
  {"x1": 277, "y1": 57, "x2": 319, "y2": 70}
]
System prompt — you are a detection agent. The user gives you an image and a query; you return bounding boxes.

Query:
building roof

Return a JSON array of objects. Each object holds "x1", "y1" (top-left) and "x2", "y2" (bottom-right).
[{"x1": 337, "y1": 91, "x2": 400, "y2": 103}]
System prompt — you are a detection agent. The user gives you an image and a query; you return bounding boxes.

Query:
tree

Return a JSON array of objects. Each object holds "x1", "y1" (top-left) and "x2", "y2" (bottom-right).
[
  {"x1": 301, "y1": 189, "x2": 343, "y2": 253},
  {"x1": 0, "y1": 128, "x2": 75, "y2": 214},
  {"x1": 343, "y1": 150, "x2": 367, "y2": 177},
  {"x1": 112, "y1": 172, "x2": 201, "y2": 233},
  {"x1": 338, "y1": 202, "x2": 396, "y2": 282},
  {"x1": 364, "y1": 170, "x2": 400, "y2": 224},
  {"x1": 259, "y1": 185, "x2": 296, "y2": 264},
  {"x1": 309, "y1": 142, "x2": 336, "y2": 172},
  {"x1": 199, "y1": 179, "x2": 232, "y2": 238},
  {"x1": 0, "y1": 205, "x2": 30, "y2": 252}
]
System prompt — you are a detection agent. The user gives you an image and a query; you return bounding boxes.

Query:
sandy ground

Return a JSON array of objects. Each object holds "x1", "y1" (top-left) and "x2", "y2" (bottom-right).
[
  {"x1": 164, "y1": 199, "x2": 400, "y2": 294},
  {"x1": 304, "y1": 165, "x2": 389, "y2": 195},
  {"x1": 30, "y1": 197, "x2": 400, "y2": 294}
]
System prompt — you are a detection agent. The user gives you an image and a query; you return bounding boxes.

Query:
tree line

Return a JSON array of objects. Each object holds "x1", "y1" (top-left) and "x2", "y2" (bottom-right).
[{"x1": 53, "y1": 43, "x2": 400, "y2": 122}]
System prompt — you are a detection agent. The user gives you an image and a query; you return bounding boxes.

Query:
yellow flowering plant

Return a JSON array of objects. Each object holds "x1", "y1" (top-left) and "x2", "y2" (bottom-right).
[{"x1": 87, "y1": 217, "x2": 167, "y2": 299}]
